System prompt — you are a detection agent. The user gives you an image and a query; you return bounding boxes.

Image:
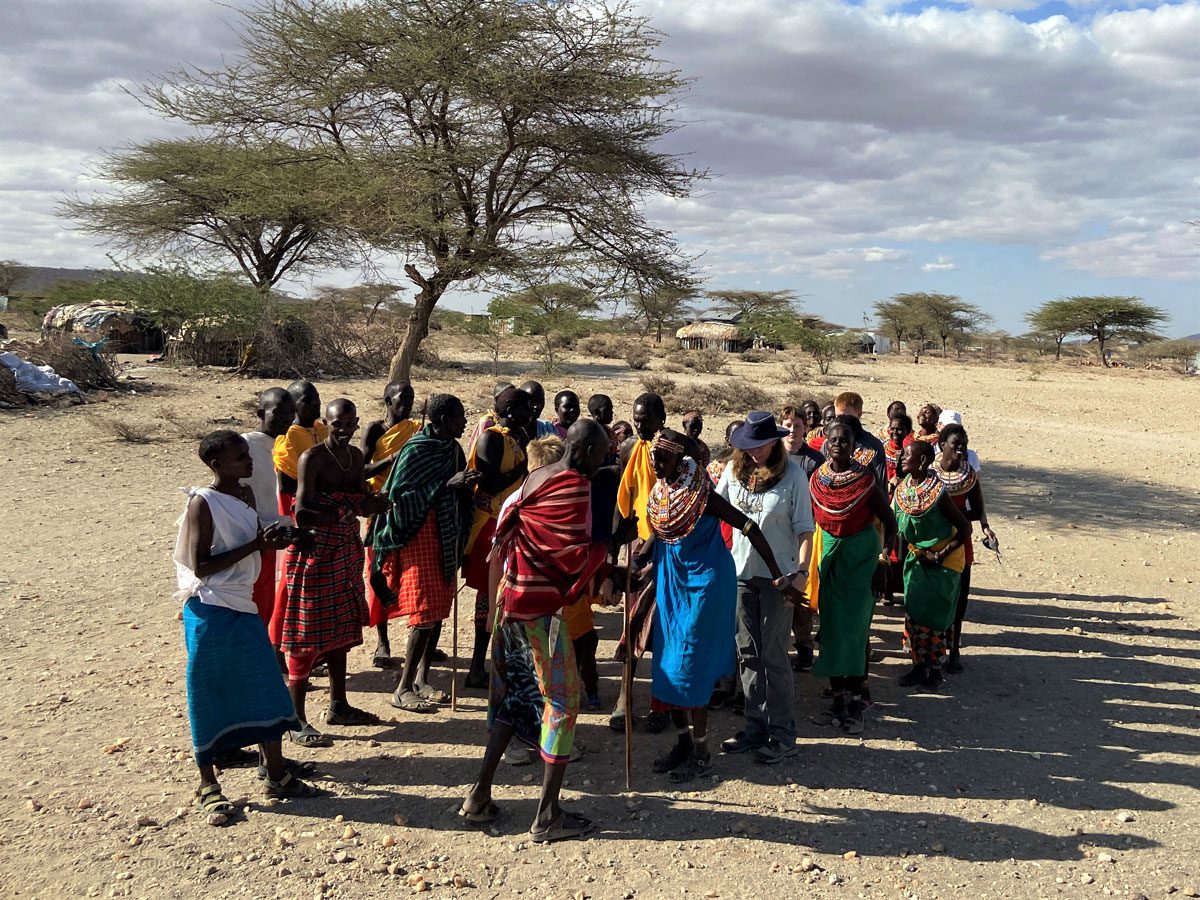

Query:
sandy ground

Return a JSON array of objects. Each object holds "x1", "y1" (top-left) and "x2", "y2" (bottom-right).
[{"x1": 1, "y1": 337, "x2": 1198, "y2": 900}]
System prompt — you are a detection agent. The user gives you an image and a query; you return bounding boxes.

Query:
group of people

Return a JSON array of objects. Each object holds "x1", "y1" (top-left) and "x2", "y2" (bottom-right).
[{"x1": 176, "y1": 376, "x2": 997, "y2": 840}]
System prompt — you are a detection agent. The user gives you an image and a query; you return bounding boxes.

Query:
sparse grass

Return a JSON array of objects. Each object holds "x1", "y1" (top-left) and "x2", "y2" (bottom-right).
[
  {"x1": 89, "y1": 416, "x2": 158, "y2": 444},
  {"x1": 159, "y1": 408, "x2": 215, "y2": 440},
  {"x1": 639, "y1": 374, "x2": 676, "y2": 398},
  {"x1": 666, "y1": 378, "x2": 776, "y2": 416}
]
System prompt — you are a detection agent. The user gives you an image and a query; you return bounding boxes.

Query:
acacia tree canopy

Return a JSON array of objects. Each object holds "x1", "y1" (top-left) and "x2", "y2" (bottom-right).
[
  {"x1": 127, "y1": 0, "x2": 700, "y2": 381},
  {"x1": 62, "y1": 140, "x2": 353, "y2": 291},
  {"x1": 1026, "y1": 295, "x2": 1167, "y2": 367}
]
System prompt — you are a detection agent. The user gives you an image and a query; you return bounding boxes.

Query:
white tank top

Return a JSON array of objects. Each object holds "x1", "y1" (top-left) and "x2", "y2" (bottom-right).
[{"x1": 174, "y1": 487, "x2": 261, "y2": 614}]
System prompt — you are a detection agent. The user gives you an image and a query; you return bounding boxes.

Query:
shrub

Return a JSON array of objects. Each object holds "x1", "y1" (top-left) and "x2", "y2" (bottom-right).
[
  {"x1": 782, "y1": 361, "x2": 808, "y2": 382},
  {"x1": 662, "y1": 360, "x2": 685, "y2": 373},
  {"x1": 639, "y1": 374, "x2": 676, "y2": 398},
  {"x1": 688, "y1": 349, "x2": 727, "y2": 374},
  {"x1": 89, "y1": 416, "x2": 157, "y2": 443},
  {"x1": 667, "y1": 378, "x2": 774, "y2": 416},
  {"x1": 625, "y1": 346, "x2": 652, "y2": 370},
  {"x1": 579, "y1": 334, "x2": 626, "y2": 359},
  {"x1": 740, "y1": 348, "x2": 769, "y2": 363}
]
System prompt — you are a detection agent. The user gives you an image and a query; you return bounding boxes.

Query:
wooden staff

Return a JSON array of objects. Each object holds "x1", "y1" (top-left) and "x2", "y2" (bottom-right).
[
  {"x1": 622, "y1": 543, "x2": 635, "y2": 791},
  {"x1": 451, "y1": 578, "x2": 464, "y2": 712}
]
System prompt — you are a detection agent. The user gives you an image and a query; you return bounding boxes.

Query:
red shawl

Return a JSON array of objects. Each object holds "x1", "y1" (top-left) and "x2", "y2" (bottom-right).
[{"x1": 495, "y1": 469, "x2": 607, "y2": 620}]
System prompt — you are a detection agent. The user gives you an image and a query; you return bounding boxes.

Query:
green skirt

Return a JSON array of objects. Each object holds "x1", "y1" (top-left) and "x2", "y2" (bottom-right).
[
  {"x1": 813, "y1": 525, "x2": 881, "y2": 678},
  {"x1": 901, "y1": 553, "x2": 960, "y2": 631}
]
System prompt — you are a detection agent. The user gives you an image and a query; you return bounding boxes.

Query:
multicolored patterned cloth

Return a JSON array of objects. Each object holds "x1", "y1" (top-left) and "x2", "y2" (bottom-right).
[
  {"x1": 489, "y1": 613, "x2": 580, "y2": 764},
  {"x1": 495, "y1": 469, "x2": 607, "y2": 621},
  {"x1": 184, "y1": 597, "x2": 298, "y2": 765},
  {"x1": 280, "y1": 491, "x2": 371, "y2": 656}
]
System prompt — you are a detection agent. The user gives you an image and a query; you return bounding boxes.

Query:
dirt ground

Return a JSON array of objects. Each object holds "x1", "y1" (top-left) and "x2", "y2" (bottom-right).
[{"x1": 1, "y1": 336, "x2": 1197, "y2": 900}]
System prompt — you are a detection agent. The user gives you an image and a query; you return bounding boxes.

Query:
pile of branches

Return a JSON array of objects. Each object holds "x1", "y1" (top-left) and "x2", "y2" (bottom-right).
[{"x1": 4, "y1": 334, "x2": 122, "y2": 392}]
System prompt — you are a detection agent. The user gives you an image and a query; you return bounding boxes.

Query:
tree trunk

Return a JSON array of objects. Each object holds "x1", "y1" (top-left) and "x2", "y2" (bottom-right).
[
  {"x1": 1096, "y1": 332, "x2": 1109, "y2": 367},
  {"x1": 1054, "y1": 336, "x2": 1063, "y2": 361},
  {"x1": 655, "y1": 322, "x2": 662, "y2": 344},
  {"x1": 388, "y1": 285, "x2": 443, "y2": 382}
]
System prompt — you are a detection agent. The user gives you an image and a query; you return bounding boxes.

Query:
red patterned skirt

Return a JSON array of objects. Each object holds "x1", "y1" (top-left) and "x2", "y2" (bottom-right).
[
  {"x1": 370, "y1": 513, "x2": 454, "y2": 628},
  {"x1": 281, "y1": 519, "x2": 368, "y2": 656}
]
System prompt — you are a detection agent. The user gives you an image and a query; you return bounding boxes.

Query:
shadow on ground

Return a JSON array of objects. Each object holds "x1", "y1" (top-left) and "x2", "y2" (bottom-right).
[
  {"x1": 985, "y1": 459, "x2": 1199, "y2": 532},
  {"x1": 283, "y1": 584, "x2": 1194, "y2": 865}
]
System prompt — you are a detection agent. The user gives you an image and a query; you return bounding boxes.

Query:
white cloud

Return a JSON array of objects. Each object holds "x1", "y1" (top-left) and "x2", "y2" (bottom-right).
[
  {"x1": 2, "y1": 0, "x2": 1200, "y2": 318},
  {"x1": 921, "y1": 257, "x2": 957, "y2": 272}
]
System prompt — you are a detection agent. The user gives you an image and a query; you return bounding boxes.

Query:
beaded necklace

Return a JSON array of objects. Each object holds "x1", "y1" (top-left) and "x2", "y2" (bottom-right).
[
  {"x1": 934, "y1": 454, "x2": 977, "y2": 496},
  {"x1": 894, "y1": 472, "x2": 944, "y2": 516},
  {"x1": 648, "y1": 457, "x2": 709, "y2": 544},
  {"x1": 809, "y1": 460, "x2": 874, "y2": 516}
]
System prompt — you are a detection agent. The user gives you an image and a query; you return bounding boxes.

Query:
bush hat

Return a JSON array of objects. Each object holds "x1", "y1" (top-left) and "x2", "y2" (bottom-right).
[{"x1": 730, "y1": 411, "x2": 789, "y2": 450}]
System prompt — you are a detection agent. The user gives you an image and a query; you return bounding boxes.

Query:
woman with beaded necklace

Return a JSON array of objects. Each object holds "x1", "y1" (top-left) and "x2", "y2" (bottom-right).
[
  {"x1": 808, "y1": 420, "x2": 897, "y2": 734},
  {"x1": 894, "y1": 440, "x2": 971, "y2": 691},
  {"x1": 634, "y1": 430, "x2": 798, "y2": 782},
  {"x1": 934, "y1": 423, "x2": 996, "y2": 674}
]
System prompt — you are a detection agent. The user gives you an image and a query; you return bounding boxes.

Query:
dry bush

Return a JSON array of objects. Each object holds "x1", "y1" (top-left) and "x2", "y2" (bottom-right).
[
  {"x1": 688, "y1": 349, "x2": 727, "y2": 374},
  {"x1": 667, "y1": 378, "x2": 776, "y2": 416},
  {"x1": 0, "y1": 364, "x2": 28, "y2": 408},
  {"x1": 662, "y1": 360, "x2": 685, "y2": 373},
  {"x1": 89, "y1": 415, "x2": 158, "y2": 444},
  {"x1": 159, "y1": 408, "x2": 215, "y2": 440},
  {"x1": 639, "y1": 374, "x2": 677, "y2": 398},
  {"x1": 625, "y1": 346, "x2": 651, "y2": 370},
  {"x1": 782, "y1": 361, "x2": 808, "y2": 382},
  {"x1": 579, "y1": 335, "x2": 625, "y2": 359},
  {"x1": 740, "y1": 348, "x2": 770, "y2": 363},
  {"x1": 4, "y1": 334, "x2": 122, "y2": 391}
]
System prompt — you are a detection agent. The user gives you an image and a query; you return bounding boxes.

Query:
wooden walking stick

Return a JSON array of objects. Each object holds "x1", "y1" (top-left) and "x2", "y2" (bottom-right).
[
  {"x1": 622, "y1": 543, "x2": 635, "y2": 791},
  {"x1": 451, "y1": 578, "x2": 463, "y2": 712}
]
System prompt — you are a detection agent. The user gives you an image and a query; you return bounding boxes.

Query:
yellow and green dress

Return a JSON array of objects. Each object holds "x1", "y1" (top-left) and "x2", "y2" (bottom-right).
[
  {"x1": 893, "y1": 472, "x2": 964, "y2": 667},
  {"x1": 808, "y1": 460, "x2": 881, "y2": 678}
]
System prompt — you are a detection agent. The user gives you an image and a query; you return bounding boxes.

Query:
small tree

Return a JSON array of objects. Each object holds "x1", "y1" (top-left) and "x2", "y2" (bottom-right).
[
  {"x1": 916, "y1": 293, "x2": 991, "y2": 357},
  {"x1": 875, "y1": 294, "x2": 932, "y2": 363},
  {"x1": 0, "y1": 260, "x2": 27, "y2": 296},
  {"x1": 312, "y1": 283, "x2": 406, "y2": 326},
  {"x1": 489, "y1": 283, "x2": 600, "y2": 375},
  {"x1": 705, "y1": 289, "x2": 799, "y2": 320},
  {"x1": 467, "y1": 315, "x2": 507, "y2": 376},
  {"x1": 633, "y1": 286, "x2": 694, "y2": 344},
  {"x1": 797, "y1": 328, "x2": 855, "y2": 375},
  {"x1": 1052, "y1": 295, "x2": 1168, "y2": 367},
  {"x1": 1024, "y1": 298, "x2": 1079, "y2": 361}
]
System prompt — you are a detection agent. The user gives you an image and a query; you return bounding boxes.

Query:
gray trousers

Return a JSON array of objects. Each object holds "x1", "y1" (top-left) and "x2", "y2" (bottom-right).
[{"x1": 736, "y1": 577, "x2": 796, "y2": 744}]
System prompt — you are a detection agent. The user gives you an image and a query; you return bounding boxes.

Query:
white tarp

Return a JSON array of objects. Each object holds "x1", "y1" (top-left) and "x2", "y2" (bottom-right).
[{"x1": 0, "y1": 351, "x2": 81, "y2": 398}]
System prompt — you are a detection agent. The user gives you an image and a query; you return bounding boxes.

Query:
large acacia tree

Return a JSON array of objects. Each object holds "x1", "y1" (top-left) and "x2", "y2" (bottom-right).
[
  {"x1": 1028, "y1": 295, "x2": 1167, "y2": 367},
  {"x1": 134, "y1": 0, "x2": 700, "y2": 380}
]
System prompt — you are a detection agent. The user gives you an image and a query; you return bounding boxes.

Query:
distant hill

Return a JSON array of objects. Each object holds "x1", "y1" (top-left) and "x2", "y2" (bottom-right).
[
  {"x1": 6, "y1": 266, "x2": 129, "y2": 296},
  {"x1": 1181, "y1": 333, "x2": 1200, "y2": 342}
]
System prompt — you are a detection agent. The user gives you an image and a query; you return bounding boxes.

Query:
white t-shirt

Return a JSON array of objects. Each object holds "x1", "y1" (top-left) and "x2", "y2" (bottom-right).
[
  {"x1": 174, "y1": 487, "x2": 260, "y2": 614},
  {"x1": 241, "y1": 431, "x2": 288, "y2": 526}
]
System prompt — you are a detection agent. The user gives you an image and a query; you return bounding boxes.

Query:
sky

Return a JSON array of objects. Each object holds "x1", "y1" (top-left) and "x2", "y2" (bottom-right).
[{"x1": 1, "y1": 0, "x2": 1198, "y2": 335}]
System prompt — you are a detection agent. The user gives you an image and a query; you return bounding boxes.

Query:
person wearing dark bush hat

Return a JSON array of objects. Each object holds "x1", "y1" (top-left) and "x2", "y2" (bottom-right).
[{"x1": 714, "y1": 411, "x2": 814, "y2": 765}]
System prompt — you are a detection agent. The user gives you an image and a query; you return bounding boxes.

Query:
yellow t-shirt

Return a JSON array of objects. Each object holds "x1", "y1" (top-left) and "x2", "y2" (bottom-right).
[{"x1": 616, "y1": 438, "x2": 655, "y2": 541}]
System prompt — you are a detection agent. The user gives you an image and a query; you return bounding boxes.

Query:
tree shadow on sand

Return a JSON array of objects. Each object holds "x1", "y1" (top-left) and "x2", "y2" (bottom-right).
[{"x1": 984, "y1": 460, "x2": 1198, "y2": 533}]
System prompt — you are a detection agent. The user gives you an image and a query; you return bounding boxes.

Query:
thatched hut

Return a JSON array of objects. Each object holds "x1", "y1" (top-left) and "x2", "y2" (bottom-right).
[
  {"x1": 676, "y1": 321, "x2": 749, "y2": 353},
  {"x1": 42, "y1": 300, "x2": 164, "y2": 353}
]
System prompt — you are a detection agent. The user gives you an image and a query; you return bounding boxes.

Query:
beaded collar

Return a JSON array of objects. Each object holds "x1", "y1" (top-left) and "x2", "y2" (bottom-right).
[{"x1": 894, "y1": 472, "x2": 945, "y2": 516}]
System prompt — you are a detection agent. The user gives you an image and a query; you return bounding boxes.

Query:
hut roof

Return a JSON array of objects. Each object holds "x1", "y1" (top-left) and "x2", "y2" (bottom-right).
[{"x1": 675, "y1": 321, "x2": 743, "y2": 340}]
